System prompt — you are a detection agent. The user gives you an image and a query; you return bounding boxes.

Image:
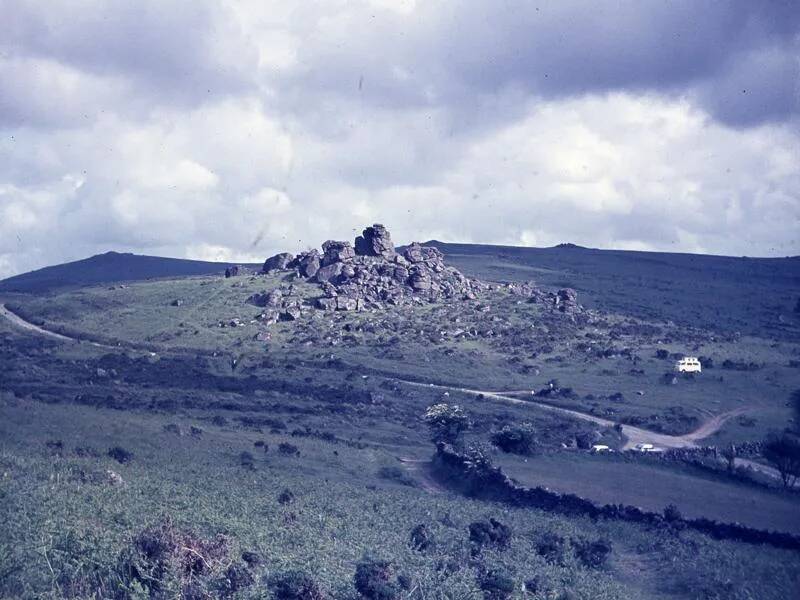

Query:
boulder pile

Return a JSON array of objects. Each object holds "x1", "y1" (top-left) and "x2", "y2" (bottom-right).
[{"x1": 261, "y1": 224, "x2": 480, "y2": 311}]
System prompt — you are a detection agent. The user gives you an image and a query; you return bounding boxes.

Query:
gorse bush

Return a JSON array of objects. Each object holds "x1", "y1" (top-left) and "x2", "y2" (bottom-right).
[
  {"x1": 354, "y1": 556, "x2": 400, "y2": 600},
  {"x1": 268, "y1": 570, "x2": 326, "y2": 600},
  {"x1": 107, "y1": 446, "x2": 133, "y2": 464},
  {"x1": 423, "y1": 403, "x2": 471, "y2": 444},
  {"x1": 117, "y1": 517, "x2": 245, "y2": 598},
  {"x1": 491, "y1": 423, "x2": 537, "y2": 456}
]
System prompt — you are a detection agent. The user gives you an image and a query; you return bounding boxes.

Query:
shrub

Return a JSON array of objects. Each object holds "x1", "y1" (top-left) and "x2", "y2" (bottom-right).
[
  {"x1": 409, "y1": 524, "x2": 432, "y2": 551},
  {"x1": 573, "y1": 538, "x2": 612, "y2": 569},
  {"x1": 278, "y1": 488, "x2": 295, "y2": 505},
  {"x1": 117, "y1": 518, "x2": 232, "y2": 597},
  {"x1": 762, "y1": 432, "x2": 800, "y2": 488},
  {"x1": 107, "y1": 446, "x2": 133, "y2": 464},
  {"x1": 239, "y1": 451, "x2": 256, "y2": 470},
  {"x1": 423, "y1": 403, "x2": 471, "y2": 444},
  {"x1": 163, "y1": 423, "x2": 182, "y2": 435},
  {"x1": 478, "y1": 569, "x2": 515, "y2": 600},
  {"x1": 491, "y1": 423, "x2": 537, "y2": 456},
  {"x1": 269, "y1": 570, "x2": 326, "y2": 600},
  {"x1": 377, "y1": 466, "x2": 416, "y2": 487},
  {"x1": 469, "y1": 518, "x2": 512, "y2": 551},
  {"x1": 354, "y1": 557, "x2": 400, "y2": 600},
  {"x1": 663, "y1": 504, "x2": 683, "y2": 523},
  {"x1": 279, "y1": 442, "x2": 300, "y2": 456}
]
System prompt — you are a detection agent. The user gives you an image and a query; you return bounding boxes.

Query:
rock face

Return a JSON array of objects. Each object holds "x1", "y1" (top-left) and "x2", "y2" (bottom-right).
[
  {"x1": 355, "y1": 224, "x2": 395, "y2": 259},
  {"x1": 321, "y1": 241, "x2": 355, "y2": 266},
  {"x1": 555, "y1": 288, "x2": 579, "y2": 313},
  {"x1": 258, "y1": 225, "x2": 480, "y2": 312},
  {"x1": 262, "y1": 252, "x2": 294, "y2": 273}
]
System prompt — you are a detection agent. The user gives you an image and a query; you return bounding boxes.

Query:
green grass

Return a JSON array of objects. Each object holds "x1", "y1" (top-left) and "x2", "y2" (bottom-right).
[
  {"x1": 494, "y1": 451, "x2": 800, "y2": 534},
  {"x1": 2, "y1": 398, "x2": 800, "y2": 599}
]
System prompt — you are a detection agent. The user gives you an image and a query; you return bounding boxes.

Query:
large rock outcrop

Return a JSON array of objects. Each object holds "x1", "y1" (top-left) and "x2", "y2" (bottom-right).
[
  {"x1": 259, "y1": 225, "x2": 480, "y2": 311},
  {"x1": 355, "y1": 224, "x2": 395, "y2": 259}
]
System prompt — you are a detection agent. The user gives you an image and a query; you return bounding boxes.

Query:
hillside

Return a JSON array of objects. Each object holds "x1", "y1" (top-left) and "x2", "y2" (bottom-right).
[
  {"x1": 427, "y1": 241, "x2": 800, "y2": 339},
  {"x1": 0, "y1": 251, "x2": 258, "y2": 294},
  {"x1": 1, "y1": 228, "x2": 800, "y2": 598}
]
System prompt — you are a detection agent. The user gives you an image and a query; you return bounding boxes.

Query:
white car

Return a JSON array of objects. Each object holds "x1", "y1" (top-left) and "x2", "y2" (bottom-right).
[
  {"x1": 634, "y1": 443, "x2": 661, "y2": 453},
  {"x1": 676, "y1": 357, "x2": 702, "y2": 373},
  {"x1": 590, "y1": 444, "x2": 611, "y2": 454}
]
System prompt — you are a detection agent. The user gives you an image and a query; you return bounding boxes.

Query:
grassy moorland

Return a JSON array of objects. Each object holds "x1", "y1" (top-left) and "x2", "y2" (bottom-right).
[{"x1": 1, "y1": 245, "x2": 799, "y2": 599}]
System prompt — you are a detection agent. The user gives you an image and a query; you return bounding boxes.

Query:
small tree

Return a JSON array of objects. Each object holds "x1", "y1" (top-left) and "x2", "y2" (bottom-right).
[
  {"x1": 762, "y1": 433, "x2": 800, "y2": 488},
  {"x1": 423, "y1": 404, "x2": 470, "y2": 445}
]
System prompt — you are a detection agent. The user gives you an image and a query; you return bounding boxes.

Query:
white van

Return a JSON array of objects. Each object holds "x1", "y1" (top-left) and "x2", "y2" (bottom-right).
[
  {"x1": 634, "y1": 443, "x2": 660, "y2": 453},
  {"x1": 676, "y1": 356, "x2": 702, "y2": 373}
]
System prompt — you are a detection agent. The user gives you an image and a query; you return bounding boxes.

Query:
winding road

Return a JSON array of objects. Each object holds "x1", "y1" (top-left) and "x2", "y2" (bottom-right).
[
  {"x1": 397, "y1": 378, "x2": 745, "y2": 450},
  {"x1": 0, "y1": 304, "x2": 76, "y2": 342},
  {"x1": 396, "y1": 378, "x2": 782, "y2": 481}
]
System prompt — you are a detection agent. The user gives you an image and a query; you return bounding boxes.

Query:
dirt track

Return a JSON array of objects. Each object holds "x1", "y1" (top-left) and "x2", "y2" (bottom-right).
[
  {"x1": 396, "y1": 379, "x2": 781, "y2": 481},
  {"x1": 0, "y1": 304, "x2": 75, "y2": 342}
]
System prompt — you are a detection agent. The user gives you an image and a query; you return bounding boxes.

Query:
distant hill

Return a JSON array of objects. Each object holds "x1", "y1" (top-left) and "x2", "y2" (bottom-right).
[
  {"x1": 426, "y1": 241, "x2": 800, "y2": 339},
  {"x1": 0, "y1": 251, "x2": 259, "y2": 294}
]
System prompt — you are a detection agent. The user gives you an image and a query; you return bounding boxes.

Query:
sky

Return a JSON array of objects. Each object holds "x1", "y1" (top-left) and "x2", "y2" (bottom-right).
[{"x1": 1, "y1": 0, "x2": 799, "y2": 278}]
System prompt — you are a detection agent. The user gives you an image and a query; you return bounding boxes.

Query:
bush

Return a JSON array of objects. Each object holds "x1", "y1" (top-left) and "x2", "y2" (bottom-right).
[
  {"x1": 278, "y1": 488, "x2": 295, "y2": 505},
  {"x1": 423, "y1": 403, "x2": 471, "y2": 444},
  {"x1": 107, "y1": 446, "x2": 133, "y2": 464},
  {"x1": 762, "y1": 432, "x2": 800, "y2": 488},
  {"x1": 469, "y1": 518, "x2": 512, "y2": 551},
  {"x1": 279, "y1": 442, "x2": 300, "y2": 456},
  {"x1": 269, "y1": 570, "x2": 326, "y2": 600},
  {"x1": 573, "y1": 538, "x2": 612, "y2": 569},
  {"x1": 239, "y1": 451, "x2": 256, "y2": 470},
  {"x1": 354, "y1": 557, "x2": 399, "y2": 600},
  {"x1": 409, "y1": 524, "x2": 432, "y2": 551},
  {"x1": 478, "y1": 569, "x2": 515, "y2": 600},
  {"x1": 377, "y1": 466, "x2": 416, "y2": 487},
  {"x1": 118, "y1": 518, "x2": 233, "y2": 597},
  {"x1": 491, "y1": 423, "x2": 537, "y2": 455}
]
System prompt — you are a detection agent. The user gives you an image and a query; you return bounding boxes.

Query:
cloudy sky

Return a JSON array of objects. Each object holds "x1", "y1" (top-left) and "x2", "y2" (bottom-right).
[{"x1": 1, "y1": 1, "x2": 799, "y2": 277}]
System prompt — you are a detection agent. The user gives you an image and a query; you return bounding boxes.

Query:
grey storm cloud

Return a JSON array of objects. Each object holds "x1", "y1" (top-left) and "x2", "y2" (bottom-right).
[{"x1": 0, "y1": 0, "x2": 798, "y2": 279}]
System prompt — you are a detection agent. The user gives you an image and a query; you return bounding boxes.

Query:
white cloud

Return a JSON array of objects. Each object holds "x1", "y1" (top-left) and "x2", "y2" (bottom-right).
[{"x1": 0, "y1": 1, "x2": 798, "y2": 279}]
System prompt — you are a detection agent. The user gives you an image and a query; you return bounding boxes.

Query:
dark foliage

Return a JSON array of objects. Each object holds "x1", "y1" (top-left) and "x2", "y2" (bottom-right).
[
  {"x1": 279, "y1": 442, "x2": 300, "y2": 456},
  {"x1": 573, "y1": 538, "x2": 612, "y2": 569},
  {"x1": 269, "y1": 571, "x2": 326, "y2": 600},
  {"x1": 478, "y1": 569, "x2": 516, "y2": 600},
  {"x1": 491, "y1": 423, "x2": 537, "y2": 456},
  {"x1": 354, "y1": 557, "x2": 400, "y2": 600},
  {"x1": 409, "y1": 524, "x2": 432, "y2": 551},
  {"x1": 762, "y1": 433, "x2": 800, "y2": 488},
  {"x1": 469, "y1": 518, "x2": 512, "y2": 551},
  {"x1": 107, "y1": 446, "x2": 133, "y2": 464}
]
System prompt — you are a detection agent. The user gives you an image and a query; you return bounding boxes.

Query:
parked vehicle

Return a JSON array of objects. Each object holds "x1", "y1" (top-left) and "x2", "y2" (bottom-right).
[{"x1": 676, "y1": 356, "x2": 702, "y2": 373}]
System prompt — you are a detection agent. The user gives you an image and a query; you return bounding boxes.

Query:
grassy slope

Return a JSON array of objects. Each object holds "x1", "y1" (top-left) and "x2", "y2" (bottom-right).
[
  {"x1": 0, "y1": 251, "x2": 260, "y2": 294},
  {"x1": 428, "y1": 242, "x2": 800, "y2": 340},
  {"x1": 495, "y1": 452, "x2": 800, "y2": 534},
  {"x1": 2, "y1": 395, "x2": 799, "y2": 600},
  {"x1": 8, "y1": 274, "x2": 798, "y2": 441}
]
